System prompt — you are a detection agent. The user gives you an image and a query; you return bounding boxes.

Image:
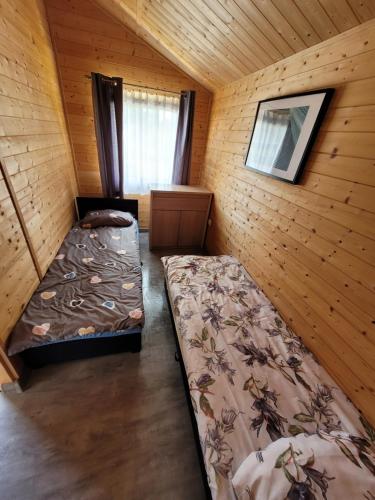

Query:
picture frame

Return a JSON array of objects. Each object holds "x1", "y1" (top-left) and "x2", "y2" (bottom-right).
[{"x1": 244, "y1": 88, "x2": 334, "y2": 184}]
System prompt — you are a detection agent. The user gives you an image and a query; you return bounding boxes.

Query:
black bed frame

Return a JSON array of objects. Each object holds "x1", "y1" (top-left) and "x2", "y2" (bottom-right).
[
  {"x1": 21, "y1": 331, "x2": 142, "y2": 368},
  {"x1": 75, "y1": 196, "x2": 139, "y2": 221},
  {"x1": 164, "y1": 282, "x2": 212, "y2": 500},
  {"x1": 17, "y1": 197, "x2": 142, "y2": 369}
]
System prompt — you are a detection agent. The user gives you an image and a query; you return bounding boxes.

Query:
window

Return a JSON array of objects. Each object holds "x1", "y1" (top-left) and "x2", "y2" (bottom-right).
[{"x1": 122, "y1": 89, "x2": 180, "y2": 194}]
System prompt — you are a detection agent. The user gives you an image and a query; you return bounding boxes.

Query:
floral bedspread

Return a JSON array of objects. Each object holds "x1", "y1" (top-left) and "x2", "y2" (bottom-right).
[
  {"x1": 162, "y1": 255, "x2": 374, "y2": 500},
  {"x1": 232, "y1": 431, "x2": 375, "y2": 499}
]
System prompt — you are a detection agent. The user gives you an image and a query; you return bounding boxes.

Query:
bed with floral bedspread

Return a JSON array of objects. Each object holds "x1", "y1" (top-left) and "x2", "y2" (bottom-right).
[{"x1": 162, "y1": 255, "x2": 375, "y2": 500}]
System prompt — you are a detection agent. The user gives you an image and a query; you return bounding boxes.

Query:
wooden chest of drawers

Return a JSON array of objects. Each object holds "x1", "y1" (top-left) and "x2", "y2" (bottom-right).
[{"x1": 149, "y1": 185, "x2": 213, "y2": 250}]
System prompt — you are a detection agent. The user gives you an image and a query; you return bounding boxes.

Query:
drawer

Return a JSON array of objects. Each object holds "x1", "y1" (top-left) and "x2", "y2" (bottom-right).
[{"x1": 152, "y1": 195, "x2": 210, "y2": 211}]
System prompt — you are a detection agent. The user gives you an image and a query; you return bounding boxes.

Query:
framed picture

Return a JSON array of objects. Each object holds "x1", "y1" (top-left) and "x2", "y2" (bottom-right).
[{"x1": 244, "y1": 89, "x2": 334, "y2": 184}]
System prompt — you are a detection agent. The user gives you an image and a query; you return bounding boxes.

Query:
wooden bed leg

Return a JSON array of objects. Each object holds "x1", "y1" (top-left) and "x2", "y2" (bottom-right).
[{"x1": 1, "y1": 355, "x2": 31, "y2": 392}]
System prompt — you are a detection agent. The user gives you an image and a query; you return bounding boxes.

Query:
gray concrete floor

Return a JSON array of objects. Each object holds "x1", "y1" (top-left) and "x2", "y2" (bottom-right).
[{"x1": 0, "y1": 233, "x2": 206, "y2": 500}]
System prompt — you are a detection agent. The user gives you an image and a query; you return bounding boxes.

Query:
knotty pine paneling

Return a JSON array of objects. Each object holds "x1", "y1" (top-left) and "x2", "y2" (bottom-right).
[
  {"x1": 45, "y1": 0, "x2": 212, "y2": 229},
  {"x1": 0, "y1": 169, "x2": 39, "y2": 383},
  {"x1": 0, "y1": 0, "x2": 77, "y2": 379},
  {"x1": 200, "y1": 20, "x2": 375, "y2": 424},
  {"x1": 0, "y1": 0, "x2": 77, "y2": 276},
  {"x1": 90, "y1": 0, "x2": 375, "y2": 90}
]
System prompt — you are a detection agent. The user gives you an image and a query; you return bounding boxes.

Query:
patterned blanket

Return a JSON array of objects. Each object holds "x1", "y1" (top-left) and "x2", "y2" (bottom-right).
[
  {"x1": 8, "y1": 222, "x2": 144, "y2": 355},
  {"x1": 162, "y1": 255, "x2": 374, "y2": 500}
]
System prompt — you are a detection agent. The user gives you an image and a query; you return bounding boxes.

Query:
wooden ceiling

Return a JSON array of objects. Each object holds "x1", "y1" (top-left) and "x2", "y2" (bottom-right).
[{"x1": 93, "y1": 0, "x2": 375, "y2": 90}]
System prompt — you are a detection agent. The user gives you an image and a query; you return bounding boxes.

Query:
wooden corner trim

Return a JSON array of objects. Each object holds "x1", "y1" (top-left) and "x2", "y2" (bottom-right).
[{"x1": 0, "y1": 160, "x2": 43, "y2": 281}]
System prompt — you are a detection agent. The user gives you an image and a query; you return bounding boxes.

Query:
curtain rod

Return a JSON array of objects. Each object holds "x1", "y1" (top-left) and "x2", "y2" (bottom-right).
[{"x1": 85, "y1": 74, "x2": 180, "y2": 96}]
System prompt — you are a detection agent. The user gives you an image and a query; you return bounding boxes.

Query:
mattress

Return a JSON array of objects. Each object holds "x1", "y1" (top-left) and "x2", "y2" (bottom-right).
[
  {"x1": 162, "y1": 255, "x2": 371, "y2": 500},
  {"x1": 8, "y1": 221, "x2": 144, "y2": 356}
]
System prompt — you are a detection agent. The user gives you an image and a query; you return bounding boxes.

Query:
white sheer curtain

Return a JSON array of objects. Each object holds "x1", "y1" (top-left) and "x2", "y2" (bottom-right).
[{"x1": 122, "y1": 89, "x2": 180, "y2": 194}]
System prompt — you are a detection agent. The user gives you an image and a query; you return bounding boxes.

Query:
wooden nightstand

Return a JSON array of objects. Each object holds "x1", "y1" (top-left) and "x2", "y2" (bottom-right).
[{"x1": 149, "y1": 185, "x2": 213, "y2": 250}]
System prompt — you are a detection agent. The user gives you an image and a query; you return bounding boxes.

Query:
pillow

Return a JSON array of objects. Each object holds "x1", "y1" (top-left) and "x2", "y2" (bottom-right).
[
  {"x1": 80, "y1": 209, "x2": 134, "y2": 228},
  {"x1": 232, "y1": 432, "x2": 375, "y2": 500}
]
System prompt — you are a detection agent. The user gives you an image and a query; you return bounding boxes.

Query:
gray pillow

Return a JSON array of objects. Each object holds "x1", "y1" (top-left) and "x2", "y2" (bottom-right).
[{"x1": 80, "y1": 209, "x2": 134, "y2": 228}]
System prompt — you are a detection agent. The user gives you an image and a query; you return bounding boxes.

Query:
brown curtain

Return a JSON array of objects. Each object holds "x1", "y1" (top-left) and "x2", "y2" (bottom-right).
[
  {"x1": 172, "y1": 90, "x2": 195, "y2": 185},
  {"x1": 91, "y1": 72, "x2": 124, "y2": 198}
]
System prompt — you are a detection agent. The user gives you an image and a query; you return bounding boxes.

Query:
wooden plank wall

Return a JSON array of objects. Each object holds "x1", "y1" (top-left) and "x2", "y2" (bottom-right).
[
  {"x1": 45, "y1": 0, "x2": 212, "y2": 228},
  {"x1": 0, "y1": 0, "x2": 77, "y2": 381},
  {"x1": 0, "y1": 169, "x2": 39, "y2": 383},
  {"x1": 200, "y1": 20, "x2": 375, "y2": 424}
]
